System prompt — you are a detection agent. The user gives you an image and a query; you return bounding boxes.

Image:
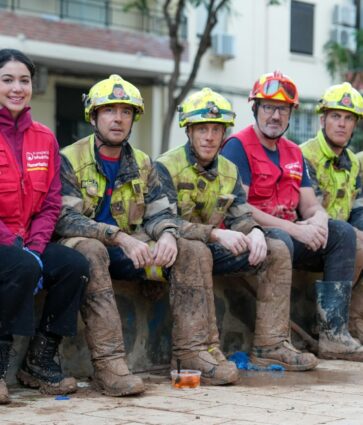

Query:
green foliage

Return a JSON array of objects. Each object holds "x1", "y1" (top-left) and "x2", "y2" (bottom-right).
[
  {"x1": 122, "y1": 0, "x2": 153, "y2": 14},
  {"x1": 324, "y1": 40, "x2": 354, "y2": 79},
  {"x1": 323, "y1": 30, "x2": 363, "y2": 152},
  {"x1": 323, "y1": 29, "x2": 363, "y2": 80}
]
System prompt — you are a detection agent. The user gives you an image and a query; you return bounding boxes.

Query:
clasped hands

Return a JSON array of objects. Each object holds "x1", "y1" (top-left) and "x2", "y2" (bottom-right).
[{"x1": 115, "y1": 231, "x2": 178, "y2": 269}]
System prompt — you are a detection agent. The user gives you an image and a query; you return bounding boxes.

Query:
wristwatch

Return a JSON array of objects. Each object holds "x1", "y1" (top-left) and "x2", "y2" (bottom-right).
[{"x1": 252, "y1": 225, "x2": 267, "y2": 236}]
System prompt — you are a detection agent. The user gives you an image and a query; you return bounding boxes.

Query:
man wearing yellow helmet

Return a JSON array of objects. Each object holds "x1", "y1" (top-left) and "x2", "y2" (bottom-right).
[
  {"x1": 301, "y1": 82, "x2": 363, "y2": 344},
  {"x1": 156, "y1": 87, "x2": 318, "y2": 372},
  {"x1": 221, "y1": 72, "x2": 363, "y2": 362},
  {"x1": 55, "y1": 76, "x2": 239, "y2": 395}
]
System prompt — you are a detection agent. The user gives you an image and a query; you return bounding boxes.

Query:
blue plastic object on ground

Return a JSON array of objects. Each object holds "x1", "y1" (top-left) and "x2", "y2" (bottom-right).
[
  {"x1": 55, "y1": 395, "x2": 70, "y2": 400},
  {"x1": 228, "y1": 351, "x2": 285, "y2": 371}
]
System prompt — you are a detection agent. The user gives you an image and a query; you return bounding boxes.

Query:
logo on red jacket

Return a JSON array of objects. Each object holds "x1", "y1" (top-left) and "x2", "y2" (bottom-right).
[
  {"x1": 26, "y1": 151, "x2": 49, "y2": 171},
  {"x1": 285, "y1": 161, "x2": 302, "y2": 180}
]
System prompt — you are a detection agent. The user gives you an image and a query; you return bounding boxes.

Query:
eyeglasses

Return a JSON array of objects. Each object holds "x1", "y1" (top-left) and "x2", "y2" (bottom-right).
[
  {"x1": 262, "y1": 78, "x2": 297, "y2": 101},
  {"x1": 261, "y1": 104, "x2": 291, "y2": 116}
]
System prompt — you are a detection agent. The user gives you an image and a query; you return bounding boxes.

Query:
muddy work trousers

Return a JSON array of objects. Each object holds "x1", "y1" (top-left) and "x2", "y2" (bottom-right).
[
  {"x1": 272, "y1": 220, "x2": 360, "y2": 340},
  {"x1": 208, "y1": 235, "x2": 292, "y2": 348},
  {"x1": 63, "y1": 237, "x2": 216, "y2": 362},
  {"x1": 0, "y1": 243, "x2": 89, "y2": 337},
  {"x1": 110, "y1": 238, "x2": 216, "y2": 360}
]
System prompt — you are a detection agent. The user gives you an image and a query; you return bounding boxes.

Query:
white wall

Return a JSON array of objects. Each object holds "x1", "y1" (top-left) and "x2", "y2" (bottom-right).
[
  {"x1": 7, "y1": 0, "x2": 353, "y2": 155},
  {"x1": 166, "y1": 0, "x2": 352, "y2": 150}
]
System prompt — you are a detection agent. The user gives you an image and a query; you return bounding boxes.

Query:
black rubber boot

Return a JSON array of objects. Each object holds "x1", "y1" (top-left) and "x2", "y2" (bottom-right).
[
  {"x1": 17, "y1": 331, "x2": 77, "y2": 394},
  {"x1": 316, "y1": 280, "x2": 363, "y2": 361},
  {"x1": 0, "y1": 337, "x2": 12, "y2": 404}
]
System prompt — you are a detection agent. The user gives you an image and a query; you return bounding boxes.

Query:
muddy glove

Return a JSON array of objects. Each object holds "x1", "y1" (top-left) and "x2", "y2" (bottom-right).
[{"x1": 23, "y1": 247, "x2": 43, "y2": 295}]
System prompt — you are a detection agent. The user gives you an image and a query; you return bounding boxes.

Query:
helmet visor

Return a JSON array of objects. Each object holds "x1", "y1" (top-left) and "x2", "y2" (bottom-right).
[{"x1": 262, "y1": 79, "x2": 297, "y2": 101}]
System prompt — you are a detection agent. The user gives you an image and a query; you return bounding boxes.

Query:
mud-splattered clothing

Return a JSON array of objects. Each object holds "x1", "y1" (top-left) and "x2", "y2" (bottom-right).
[
  {"x1": 156, "y1": 142, "x2": 301, "y2": 348},
  {"x1": 56, "y1": 135, "x2": 178, "y2": 243},
  {"x1": 156, "y1": 142, "x2": 259, "y2": 243},
  {"x1": 301, "y1": 130, "x2": 363, "y2": 222},
  {"x1": 301, "y1": 131, "x2": 363, "y2": 344},
  {"x1": 56, "y1": 133, "x2": 227, "y2": 383}
]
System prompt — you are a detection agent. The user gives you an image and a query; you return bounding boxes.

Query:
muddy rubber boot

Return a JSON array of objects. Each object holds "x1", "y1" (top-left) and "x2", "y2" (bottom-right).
[
  {"x1": 72, "y1": 238, "x2": 145, "y2": 396},
  {"x1": 17, "y1": 331, "x2": 77, "y2": 394},
  {"x1": 0, "y1": 338, "x2": 12, "y2": 404},
  {"x1": 170, "y1": 239, "x2": 238, "y2": 385},
  {"x1": 316, "y1": 280, "x2": 363, "y2": 361},
  {"x1": 250, "y1": 238, "x2": 318, "y2": 371}
]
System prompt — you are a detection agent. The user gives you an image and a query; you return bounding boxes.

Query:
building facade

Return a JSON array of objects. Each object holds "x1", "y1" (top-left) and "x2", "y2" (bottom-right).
[{"x1": 0, "y1": 0, "x2": 356, "y2": 155}]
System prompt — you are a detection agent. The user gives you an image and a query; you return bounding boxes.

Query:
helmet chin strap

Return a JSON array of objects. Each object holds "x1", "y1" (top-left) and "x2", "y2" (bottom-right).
[
  {"x1": 253, "y1": 102, "x2": 290, "y2": 140},
  {"x1": 186, "y1": 129, "x2": 203, "y2": 163}
]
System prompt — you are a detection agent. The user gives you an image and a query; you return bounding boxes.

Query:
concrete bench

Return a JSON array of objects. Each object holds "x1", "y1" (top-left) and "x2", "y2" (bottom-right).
[{"x1": 7, "y1": 272, "x2": 318, "y2": 384}]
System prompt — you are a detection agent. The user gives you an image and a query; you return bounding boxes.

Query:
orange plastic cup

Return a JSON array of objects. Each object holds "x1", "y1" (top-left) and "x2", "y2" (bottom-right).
[{"x1": 171, "y1": 369, "x2": 201, "y2": 389}]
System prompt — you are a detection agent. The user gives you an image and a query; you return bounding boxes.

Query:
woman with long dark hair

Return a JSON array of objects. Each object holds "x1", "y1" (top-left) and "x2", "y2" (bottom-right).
[{"x1": 0, "y1": 49, "x2": 89, "y2": 404}]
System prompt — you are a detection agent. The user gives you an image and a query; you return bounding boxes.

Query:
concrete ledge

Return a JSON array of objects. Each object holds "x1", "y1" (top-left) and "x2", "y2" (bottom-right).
[{"x1": 7, "y1": 272, "x2": 318, "y2": 383}]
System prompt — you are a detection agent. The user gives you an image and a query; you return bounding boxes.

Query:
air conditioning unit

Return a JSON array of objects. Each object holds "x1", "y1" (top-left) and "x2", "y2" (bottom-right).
[
  {"x1": 211, "y1": 34, "x2": 235, "y2": 60},
  {"x1": 333, "y1": 3, "x2": 356, "y2": 27},
  {"x1": 331, "y1": 25, "x2": 356, "y2": 51}
]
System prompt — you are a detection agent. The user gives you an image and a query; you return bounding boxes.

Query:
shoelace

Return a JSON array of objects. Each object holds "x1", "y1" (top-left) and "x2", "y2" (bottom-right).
[{"x1": 34, "y1": 337, "x2": 62, "y2": 374}]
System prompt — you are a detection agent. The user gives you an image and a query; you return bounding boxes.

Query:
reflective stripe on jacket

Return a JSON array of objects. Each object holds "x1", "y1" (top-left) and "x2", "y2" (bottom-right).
[
  {"x1": 61, "y1": 134, "x2": 151, "y2": 233},
  {"x1": 301, "y1": 130, "x2": 360, "y2": 221},
  {"x1": 157, "y1": 144, "x2": 238, "y2": 226}
]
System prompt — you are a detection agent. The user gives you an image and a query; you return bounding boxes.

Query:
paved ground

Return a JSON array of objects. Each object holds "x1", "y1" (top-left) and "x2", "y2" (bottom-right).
[{"x1": 2, "y1": 359, "x2": 363, "y2": 425}]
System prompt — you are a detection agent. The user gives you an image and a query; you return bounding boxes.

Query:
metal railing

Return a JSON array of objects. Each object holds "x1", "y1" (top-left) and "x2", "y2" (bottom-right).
[
  {"x1": 288, "y1": 104, "x2": 320, "y2": 145},
  {"x1": 0, "y1": 0, "x2": 187, "y2": 38}
]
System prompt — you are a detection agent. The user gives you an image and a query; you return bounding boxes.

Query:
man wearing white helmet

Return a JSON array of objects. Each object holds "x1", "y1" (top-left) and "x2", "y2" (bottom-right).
[
  {"x1": 301, "y1": 82, "x2": 363, "y2": 344},
  {"x1": 55, "y1": 75, "x2": 239, "y2": 396},
  {"x1": 222, "y1": 72, "x2": 363, "y2": 362},
  {"x1": 156, "y1": 87, "x2": 318, "y2": 372}
]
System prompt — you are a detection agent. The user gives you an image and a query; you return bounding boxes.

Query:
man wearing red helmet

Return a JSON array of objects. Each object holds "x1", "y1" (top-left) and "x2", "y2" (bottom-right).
[{"x1": 221, "y1": 71, "x2": 363, "y2": 362}]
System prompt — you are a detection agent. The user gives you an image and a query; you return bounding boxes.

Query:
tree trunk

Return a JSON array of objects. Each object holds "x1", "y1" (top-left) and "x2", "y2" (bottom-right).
[
  {"x1": 161, "y1": 98, "x2": 178, "y2": 154},
  {"x1": 159, "y1": 0, "x2": 230, "y2": 154}
]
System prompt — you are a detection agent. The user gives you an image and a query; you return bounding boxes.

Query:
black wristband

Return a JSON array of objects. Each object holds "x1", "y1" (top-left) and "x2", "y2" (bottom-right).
[{"x1": 252, "y1": 225, "x2": 267, "y2": 236}]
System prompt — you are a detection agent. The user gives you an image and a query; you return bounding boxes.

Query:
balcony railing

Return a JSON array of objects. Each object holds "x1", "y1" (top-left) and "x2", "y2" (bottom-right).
[{"x1": 0, "y1": 0, "x2": 187, "y2": 38}]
